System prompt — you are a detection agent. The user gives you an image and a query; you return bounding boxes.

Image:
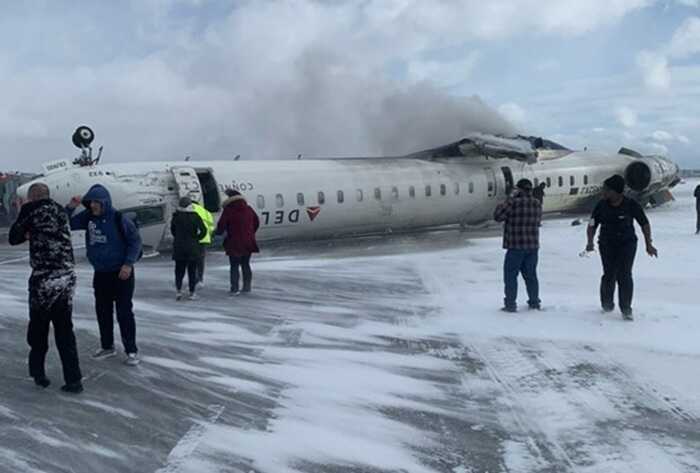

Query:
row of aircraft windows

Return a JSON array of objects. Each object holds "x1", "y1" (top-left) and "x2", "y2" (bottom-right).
[
  {"x1": 534, "y1": 175, "x2": 589, "y2": 188},
  {"x1": 254, "y1": 174, "x2": 591, "y2": 210},
  {"x1": 256, "y1": 182, "x2": 478, "y2": 210}
]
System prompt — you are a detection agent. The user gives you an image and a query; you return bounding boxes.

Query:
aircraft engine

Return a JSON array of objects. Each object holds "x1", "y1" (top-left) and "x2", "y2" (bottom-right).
[
  {"x1": 622, "y1": 154, "x2": 680, "y2": 205},
  {"x1": 625, "y1": 160, "x2": 654, "y2": 192}
]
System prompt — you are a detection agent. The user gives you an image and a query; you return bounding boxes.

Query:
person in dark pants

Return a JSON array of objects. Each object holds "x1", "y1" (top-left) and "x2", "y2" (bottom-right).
[
  {"x1": 9, "y1": 183, "x2": 83, "y2": 393},
  {"x1": 533, "y1": 182, "x2": 546, "y2": 204},
  {"x1": 216, "y1": 189, "x2": 260, "y2": 295},
  {"x1": 171, "y1": 197, "x2": 207, "y2": 300},
  {"x1": 586, "y1": 175, "x2": 658, "y2": 320},
  {"x1": 694, "y1": 184, "x2": 700, "y2": 234},
  {"x1": 66, "y1": 184, "x2": 143, "y2": 366},
  {"x1": 494, "y1": 179, "x2": 543, "y2": 312}
]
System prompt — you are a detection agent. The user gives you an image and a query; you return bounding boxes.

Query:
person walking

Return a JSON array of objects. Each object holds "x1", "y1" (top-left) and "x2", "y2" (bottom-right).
[
  {"x1": 694, "y1": 183, "x2": 700, "y2": 234},
  {"x1": 494, "y1": 179, "x2": 543, "y2": 313},
  {"x1": 216, "y1": 189, "x2": 260, "y2": 295},
  {"x1": 171, "y1": 197, "x2": 207, "y2": 300},
  {"x1": 586, "y1": 175, "x2": 658, "y2": 320},
  {"x1": 191, "y1": 199, "x2": 214, "y2": 286},
  {"x1": 533, "y1": 182, "x2": 546, "y2": 204},
  {"x1": 66, "y1": 184, "x2": 143, "y2": 366},
  {"x1": 9, "y1": 183, "x2": 83, "y2": 393}
]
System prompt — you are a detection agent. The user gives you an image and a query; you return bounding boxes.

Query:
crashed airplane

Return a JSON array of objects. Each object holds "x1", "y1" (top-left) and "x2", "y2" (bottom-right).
[{"x1": 18, "y1": 127, "x2": 681, "y2": 252}]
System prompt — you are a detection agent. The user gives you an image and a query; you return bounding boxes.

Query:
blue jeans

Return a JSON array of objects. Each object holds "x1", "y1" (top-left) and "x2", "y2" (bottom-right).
[{"x1": 503, "y1": 249, "x2": 540, "y2": 309}]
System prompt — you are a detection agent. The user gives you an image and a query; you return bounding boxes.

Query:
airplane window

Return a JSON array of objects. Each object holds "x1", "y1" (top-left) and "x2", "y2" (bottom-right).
[
  {"x1": 558, "y1": 176, "x2": 563, "y2": 187},
  {"x1": 256, "y1": 195, "x2": 265, "y2": 209},
  {"x1": 469, "y1": 182, "x2": 474, "y2": 194},
  {"x1": 546, "y1": 177, "x2": 552, "y2": 188},
  {"x1": 409, "y1": 186, "x2": 416, "y2": 198},
  {"x1": 570, "y1": 176, "x2": 575, "y2": 186},
  {"x1": 120, "y1": 205, "x2": 165, "y2": 227},
  {"x1": 440, "y1": 184, "x2": 447, "y2": 196},
  {"x1": 584, "y1": 175, "x2": 589, "y2": 185},
  {"x1": 425, "y1": 185, "x2": 432, "y2": 197},
  {"x1": 391, "y1": 186, "x2": 399, "y2": 200},
  {"x1": 487, "y1": 182, "x2": 493, "y2": 193},
  {"x1": 318, "y1": 191, "x2": 325, "y2": 205},
  {"x1": 356, "y1": 189, "x2": 363, "y2": 202},
  {"x1": 374, "y1": 188, "x2": 381, "y2": 200},
  {"x1": 275, "y1": 194, "x2": 284, "y2": 208},
  {"x1": 454, "y1": 182, "x2": 460, "y2": 195},
  {"x1": 337, "y1": 190, "x2": 344, "y2": 204},
  {"x1": 297, "y1": 193, "x2": 305, "y2": 206}
]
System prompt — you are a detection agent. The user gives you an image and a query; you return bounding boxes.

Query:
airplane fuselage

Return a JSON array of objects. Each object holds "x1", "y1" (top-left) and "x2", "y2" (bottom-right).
[{"x1": 21, "y1": 150, "x2": 680, "y2": 252}]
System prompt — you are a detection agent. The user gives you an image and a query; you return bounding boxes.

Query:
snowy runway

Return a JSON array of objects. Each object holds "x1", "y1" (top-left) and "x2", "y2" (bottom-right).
[{"x1": 1, "y1": 182, "x2": 699, "y2": 473}]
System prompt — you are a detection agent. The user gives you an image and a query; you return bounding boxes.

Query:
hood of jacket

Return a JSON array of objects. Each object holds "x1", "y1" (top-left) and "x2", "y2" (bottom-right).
[
  {"x1": 82, "y1": 184, "x2": 114, "y2": 216},
  {"x1": 223, "y1": 195, "x2": 246, "y2": 208}
]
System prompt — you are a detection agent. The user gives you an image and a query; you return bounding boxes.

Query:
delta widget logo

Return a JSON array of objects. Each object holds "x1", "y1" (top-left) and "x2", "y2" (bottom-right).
[{"x1": 306, "y1": 206, "x2": 321, "y2": 221}]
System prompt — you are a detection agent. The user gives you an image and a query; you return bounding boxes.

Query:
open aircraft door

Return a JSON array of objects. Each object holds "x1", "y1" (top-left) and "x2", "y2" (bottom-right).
[{"x1": 171, "y1": 167, "x2": 203, "y2": 202}]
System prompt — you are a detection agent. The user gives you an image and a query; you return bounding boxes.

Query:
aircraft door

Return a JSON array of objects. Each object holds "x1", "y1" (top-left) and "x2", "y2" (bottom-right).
[
  {"x1": 501, "y1": 166, "x2": 514, "y2": 196},
  {"x1": 171, "y1": 167, "x2": 203, "y2": 202},
  {"x1": 484, "y1": 168, "x2": 497, "y2": 198}
]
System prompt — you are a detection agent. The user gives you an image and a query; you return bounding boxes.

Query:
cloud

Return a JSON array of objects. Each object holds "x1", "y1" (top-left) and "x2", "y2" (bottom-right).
[
  {"x1": 405, "y1": 52, "x2": 480, "y2": 87},
  {"x1": 616, "y1": 107, "x2": 639, "y2": 128},
  {"x1": 676, "y1": 0, "x2": 699, "y2": 7},
  {"x1": 636, "y1": 51, "x2": 671, "y2": 90},
  {"x1": 498, "y1": 103, "x2": 527, "y2": 125},
  {"x1": 636, "y1": 16, "x2": 700, "y2": 91},
  {"x1": 0, "y1": 0, "x2": 673, "y2": 169},
  {"x1": 651, "y1": 130, "x2": 675, "y2": 141},
  {"x1": 667, "y1": 16, "x2": 700, "y2": 58}
]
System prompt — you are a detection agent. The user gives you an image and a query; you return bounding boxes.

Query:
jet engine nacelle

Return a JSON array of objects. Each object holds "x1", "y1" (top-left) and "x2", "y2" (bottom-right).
[{"x1": 623, "y1": 155, "x2": 680, "y2": 204}]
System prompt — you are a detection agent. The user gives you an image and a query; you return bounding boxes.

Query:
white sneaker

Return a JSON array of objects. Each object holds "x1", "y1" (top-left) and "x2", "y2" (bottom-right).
[
  {"x1": 229, "y1": 290, "x2": 241, "y2": 297},
  {"x1": 188, "y1": 292, "x2": 199, "y2": 301},
  {"x1": 176, "y1": 291, "x2": 183, "y2": 301},
  {"x1": 124, "y1": 353, "x2": 141, "y2": 366},
  {"x1": 92, "y1": 347, "x2": 117, "y2": 359}
]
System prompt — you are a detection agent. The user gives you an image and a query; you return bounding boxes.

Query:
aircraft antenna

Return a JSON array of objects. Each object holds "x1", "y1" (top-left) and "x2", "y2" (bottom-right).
[{"x1": 234, "y1": 154, "x2": 240, "y2": 161}]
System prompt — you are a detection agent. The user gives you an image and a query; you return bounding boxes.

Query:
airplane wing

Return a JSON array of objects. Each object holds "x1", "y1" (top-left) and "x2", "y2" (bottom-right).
[{"x1": 405, "y1": 133, "x2": 568, "y2": 164}]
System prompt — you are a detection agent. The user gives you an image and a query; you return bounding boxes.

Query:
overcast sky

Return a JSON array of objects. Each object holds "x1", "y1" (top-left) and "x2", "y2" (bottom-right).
[{"x1": 1, "y1": 0, "x2": 699, "y2": 171}]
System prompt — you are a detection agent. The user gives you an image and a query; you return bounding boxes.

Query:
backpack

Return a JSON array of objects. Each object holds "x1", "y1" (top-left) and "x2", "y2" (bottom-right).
[{"x1": 115, "y1": 211, "x2": 144, "y2": 261}]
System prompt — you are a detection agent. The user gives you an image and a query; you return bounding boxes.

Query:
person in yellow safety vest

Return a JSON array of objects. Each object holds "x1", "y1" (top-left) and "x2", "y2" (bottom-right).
[{"x1": 192, "y1": 201, "x2": 215, "y2": 287}]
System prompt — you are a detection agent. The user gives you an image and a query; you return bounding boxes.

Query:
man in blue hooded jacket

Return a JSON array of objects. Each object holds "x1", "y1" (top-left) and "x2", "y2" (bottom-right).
[{"x1": 67, "y1": 184, "x2": 142, "y2": 366}]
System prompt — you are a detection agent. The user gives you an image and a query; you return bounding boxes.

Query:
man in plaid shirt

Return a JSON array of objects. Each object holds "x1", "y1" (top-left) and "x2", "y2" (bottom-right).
[{"x1": 493, "y1": 178, "x2": 543, "y2": 312}]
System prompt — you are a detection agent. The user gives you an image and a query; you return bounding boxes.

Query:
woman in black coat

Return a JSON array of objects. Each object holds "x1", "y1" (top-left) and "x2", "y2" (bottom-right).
[{"x1": 171, "y1": 197, "x2": 207, "y2": 300}]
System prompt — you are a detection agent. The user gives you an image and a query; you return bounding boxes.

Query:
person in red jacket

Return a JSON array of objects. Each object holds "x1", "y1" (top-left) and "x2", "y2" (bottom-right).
[{"x1": 216, "y1": 189, "x2": 260, "y2": 295}]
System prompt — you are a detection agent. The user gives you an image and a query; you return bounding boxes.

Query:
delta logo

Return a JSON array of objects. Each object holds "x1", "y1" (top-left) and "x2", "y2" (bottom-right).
[{"x1": 306, "y1": 206, "x2": 321, "y2": 222}]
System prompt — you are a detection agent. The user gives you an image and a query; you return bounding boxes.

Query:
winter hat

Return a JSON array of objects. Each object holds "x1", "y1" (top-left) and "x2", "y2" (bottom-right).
[
  {"x1": 224, "y1": 189, "x2": 241, "y2": 198},
  {"x1": 516, "y1": 178, "x2": 533, "y2": 191},
  {"x1": 603, "y1": 175, "x2": 625, "y2": 194},
  {"x1": 179, "y1": 196, "x2": 192, "y2": 208}
]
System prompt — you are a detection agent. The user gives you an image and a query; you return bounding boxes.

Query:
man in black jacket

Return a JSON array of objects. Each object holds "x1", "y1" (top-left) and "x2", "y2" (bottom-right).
[
  {"x1": 9, "y1": 183, "x2": 83, "y2": 393},
  {"x1": 586, "y1": 175, "x2": 658, "y2": 320},
  {"x1": 694, "y1": 184, "x2": 700, "y2": 234}
]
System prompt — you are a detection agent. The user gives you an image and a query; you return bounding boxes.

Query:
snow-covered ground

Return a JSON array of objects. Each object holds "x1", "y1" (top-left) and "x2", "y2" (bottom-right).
[{"x1": 1, "y1": 180, "x2": 699, "y2": 473}]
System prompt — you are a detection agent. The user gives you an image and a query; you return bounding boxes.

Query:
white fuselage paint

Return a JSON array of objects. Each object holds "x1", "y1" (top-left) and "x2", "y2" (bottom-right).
[{"x1": 20, "y1": 150, "x2": 677, "y2": 251}]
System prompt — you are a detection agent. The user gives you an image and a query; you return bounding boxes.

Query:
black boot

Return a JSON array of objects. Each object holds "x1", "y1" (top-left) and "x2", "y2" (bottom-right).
[
  {"x1": 34, "y1": 376, "x2": 51, "y2": 388},
  {"x1": 61, "y1": 382, "x2": 84, "y2": 394}
]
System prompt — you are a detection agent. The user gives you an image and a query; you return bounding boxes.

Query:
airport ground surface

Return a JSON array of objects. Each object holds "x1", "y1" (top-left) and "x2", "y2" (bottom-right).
[{"x1": 1, "y1": 182, "x2": 699, "y2": 473}]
